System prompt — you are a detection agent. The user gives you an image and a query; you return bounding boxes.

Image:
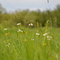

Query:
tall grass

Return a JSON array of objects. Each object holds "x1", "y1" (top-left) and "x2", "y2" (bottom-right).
[{"x1": 0, "y1": 22, "x2": 60, "y2": 60}]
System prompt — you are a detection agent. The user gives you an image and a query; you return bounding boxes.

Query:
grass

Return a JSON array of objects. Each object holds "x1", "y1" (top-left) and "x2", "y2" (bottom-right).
[{"x1": 0, "y1": 26, "x2": 60, "y2": 60}]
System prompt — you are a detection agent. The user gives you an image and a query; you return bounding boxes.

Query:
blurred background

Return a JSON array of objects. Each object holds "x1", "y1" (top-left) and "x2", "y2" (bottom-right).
[{"x1": 0, "y1": 0, "x2": 60, "y2": 28}]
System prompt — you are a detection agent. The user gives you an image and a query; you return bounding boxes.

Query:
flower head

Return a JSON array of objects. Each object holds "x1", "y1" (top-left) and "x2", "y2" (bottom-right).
[
  {"x1": 43, "y1": 32, "x2": 50, "y2": 36},
  {"x1": 28, "y1": 23, "x2": 33, "y2": 26},
  {"x1": 30, "y1": 23, "x2": 33, "y2": 26},
  {"x1": 17, "y1": 29, "x2": 23, "y2": 33},
  {"x1": 43, "y1": 33, "x2": 48, "y2": 36},
  {"x1": 36, "y1": 33, "x2": 40, "y2": 36},
  {"x1": 4, "y1": 28, "x2": 7, "y2": 30},
  {"x1": 17, "y1": 23, "x2": 21, "y2": 26},
  {"x1": 47, "y1": 36, "x2": 52, "y2": 40}
]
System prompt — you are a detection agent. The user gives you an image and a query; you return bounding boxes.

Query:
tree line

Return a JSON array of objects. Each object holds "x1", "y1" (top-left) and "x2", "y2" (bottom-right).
[{"x1": 0, "y1": 3, "x2": 60, "y2": 28}]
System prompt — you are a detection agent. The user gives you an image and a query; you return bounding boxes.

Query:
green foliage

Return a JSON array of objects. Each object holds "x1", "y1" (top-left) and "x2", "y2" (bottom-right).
[
  {"x1": 0, "y1": 4, "x2": 60, "y2": 27},
  {"x1": 53, "y1": 17, "x2": 57, "y2": 27}
]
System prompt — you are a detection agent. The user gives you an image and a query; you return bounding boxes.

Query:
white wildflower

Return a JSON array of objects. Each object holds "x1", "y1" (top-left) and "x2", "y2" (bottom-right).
[
  {"x1": 43, "y1": 32, "x2": 50, "y2": 36},
  {"x1": 4, "y1": 28, "x2": 7, "y2": 30},
  {"x1": 43, "y1": 33, "x2": 48, "y2": 36},
  {"x1": 28, "y1": 24, "x2": 31, "y2": 26},
  {"x1": 30, "y1": 23, "x2": 33, "y2": 26},
  {"x1": 17, "y1": 29, "x2": 23, "y2": 33},
  {"x1": 47, "y1": 36, "x2": 52, "y2": 40},
  {"x1": 36, "y1": 33, "x2": 40, "y2": 36},
  {"x1": 28, "y1": 23, "x2": 33, "y2": 26},
  {"x1": 17, "y1": 23, "x2": 21, "y2": 26},
  {"x1": 47, "y1": 36, "x2": 52, "y2": 38}
]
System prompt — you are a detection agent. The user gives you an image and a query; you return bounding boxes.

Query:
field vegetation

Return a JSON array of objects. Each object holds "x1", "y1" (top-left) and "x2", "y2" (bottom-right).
[
  {"x1": 0, "y1": 20, "x2": 60, "y2": 60},
  {"x1": 0, "y1": 3, "x2": 60, "y2": 60}
]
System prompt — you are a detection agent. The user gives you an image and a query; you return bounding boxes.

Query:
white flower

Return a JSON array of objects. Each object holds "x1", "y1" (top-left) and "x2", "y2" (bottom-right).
[
  {"x1": 28, "y1": 23, "x2": 33, "y2": 26},
  {"x1": 36, "y1": 33, "x2": 40, "y2": 36},
  {"x1": 30, "y1": 23, "x2": 33, "y2": 26},
  {"x1": 4, "y1": 28, "x2": 7, "y2": 30},
  {"x1": 17, "y1": 29, "x2": 23, "y2": 33},
  {"x1": 47, "y1": 36, "x2": 52, "y2": 38},
  {"x1": 43, "y1": 32, "x2": 50, "y2": 36},
  {"x1": 43, "y1": 33, "x2": 48, "y2": 36},
  {"x1": 47, "y1": 36, "x2": 52, "y2": 40},
  {"x1": 17, "y1": 23, "x2": 21, "y2": 26},
  {"x1": 28, "y1": 24, "x2": 31, "y2": 26}
]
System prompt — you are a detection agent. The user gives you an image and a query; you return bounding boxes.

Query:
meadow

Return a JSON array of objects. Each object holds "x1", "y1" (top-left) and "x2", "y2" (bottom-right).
[{"x1": 0, "y1": 23, "x2": 60, "y2": 60}]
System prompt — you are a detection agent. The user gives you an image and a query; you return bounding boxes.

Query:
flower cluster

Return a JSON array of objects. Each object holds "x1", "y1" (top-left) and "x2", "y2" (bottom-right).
[
  {"x1": 28, "y1": 23, "x2": 33, "y2": 26},
  {"x1": 47, "y1": 36, "x2": 52, "y2": 40},
  {"x1": 43, "y1": 32, "x2": 52, "y2": 40},
  {"x1": 43, "y1": 32, "x2": 50, "y2": 36},
  {"x1": 36, "y1": 33, "x2": 40, "y2": 36}
]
